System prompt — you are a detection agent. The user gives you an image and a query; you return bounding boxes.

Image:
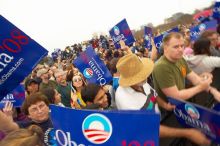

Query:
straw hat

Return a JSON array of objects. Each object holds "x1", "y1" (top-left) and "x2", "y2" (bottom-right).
[{"x1": 116, "y1": 54, "x2": 154, "y2": 87}]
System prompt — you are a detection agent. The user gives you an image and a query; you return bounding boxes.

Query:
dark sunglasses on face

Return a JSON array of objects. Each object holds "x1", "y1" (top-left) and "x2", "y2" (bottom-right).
[{"x1": 73, "y1": 78, "x2": 82, "y2": 82}]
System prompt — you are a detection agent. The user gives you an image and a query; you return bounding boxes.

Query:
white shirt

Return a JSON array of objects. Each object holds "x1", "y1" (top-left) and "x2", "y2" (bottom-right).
[
  {"x1": 184, "y1": 55, "x2": 220, "y2": 74},
  {"x1": 115, "y1": 82, "x2": 160, "y2": 113}
]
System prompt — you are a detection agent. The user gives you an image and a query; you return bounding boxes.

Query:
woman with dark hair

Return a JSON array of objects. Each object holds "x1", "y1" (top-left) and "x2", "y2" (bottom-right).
[
  {"x1": 81, "y1": 83, "x2": 109, "y2": 110},
  {"x1": 200, "y1": 30, "x2": 220, "y2": 57},
  {"x1": 185, "y1": 37, "x2": 220, "y2": 75},
  {"x1": 65, "y1": 67, "x2": 87, "y2": 109},
  {"x1": 41, "y1": 87, "x2": 63, "y2": 106},
  {"x1": 185, "y1": 37, "x2": 220, "y2": 101},
  {"x1": 70, "y1": 74, "x2": 87, "y2": 109},
  {"x1": 103, "y1": 49, "x2": 113, "y2": 71}
]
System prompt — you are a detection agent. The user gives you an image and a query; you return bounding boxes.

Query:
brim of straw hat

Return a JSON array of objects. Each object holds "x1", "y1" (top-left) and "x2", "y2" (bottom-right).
[{"x1": 119, "y1": 58, "x2": 154, "y2": 87}]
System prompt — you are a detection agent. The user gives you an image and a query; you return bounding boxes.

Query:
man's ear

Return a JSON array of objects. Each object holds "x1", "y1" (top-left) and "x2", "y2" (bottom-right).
[{"x1": 162, "y1": 44, "x2": 167, "y2": 52}]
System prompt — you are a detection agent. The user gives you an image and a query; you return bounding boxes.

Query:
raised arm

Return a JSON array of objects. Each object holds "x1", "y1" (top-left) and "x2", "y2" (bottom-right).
[
  {"x1": 150, "y1": 38, "x2": 158, "y2": 61},
  {"x1": 0, "y1": 110, "x2": 19, "y2": 134},
  {"x1": 160, "y1": 125, "x2": 210, "y2": 145}
]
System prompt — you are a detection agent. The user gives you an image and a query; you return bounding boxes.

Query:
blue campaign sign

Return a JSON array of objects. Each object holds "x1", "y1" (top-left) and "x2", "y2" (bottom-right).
[
  {"x1": 196, "y1": 16, "x2": 208, "y2": 24},
  {"x1": 154, "y1": 35, "x2": 163, "y2": 51},
  {"x1": 190, "y1": 20, "x2": 217, "y2": 41},
  {"x1": 154, "y1": 27, "x2": 179, "y2": 50},
  {"x1": 213, "y1": 2, "x2": 220, "y2": 19},
  {"x1": 73, "y1": 47, "x2": 112, "y2": 86},
  {"x1": 213, "y1": 103, "x2": 220, "y2": 112},
  {"x1": 168, "y1": 97, "x2": 220, "y2": 144},
  {"x1": 0, "y1": 84, "x2": 25, "y2": 108},
  {"x1": 48, "y1": 105, "x2": 160, "y2": 146},
  {"x1": 144, "y1": 26, "x2": 153, "y2": 50},
  {"x1": 109, "y1": 19, "x2": 135, "y2": 49},
  {"x1": 0, "y1": 15, "x2": 48, "y2": 100}
]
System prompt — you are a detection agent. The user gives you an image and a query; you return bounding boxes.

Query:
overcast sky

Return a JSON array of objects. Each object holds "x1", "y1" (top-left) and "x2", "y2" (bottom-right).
[{"x1": 0, "y1": 0, "x2": 214, "y2": 53}]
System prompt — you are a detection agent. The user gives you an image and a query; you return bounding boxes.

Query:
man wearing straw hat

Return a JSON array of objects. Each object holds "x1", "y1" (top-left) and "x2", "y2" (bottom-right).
[{"x1": 115, "y1": 53, "x2": 210, "y2": 146}]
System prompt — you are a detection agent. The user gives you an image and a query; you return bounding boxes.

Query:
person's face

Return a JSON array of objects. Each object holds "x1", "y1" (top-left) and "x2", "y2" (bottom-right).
[
  {"x1": 27, "y1": 82, "x2": 39, "y2": 94},
  {"x1": 164, "y1": 37, "x2": 184, "y2": 62},
  {"x1": 41, "y1": 72, "x2": 49, "y2": 81},
  {"x1": 73, "y1": 68, "x2": 79, "y2": 75},
  {"x1": 131, "y1": 78, "x2": 148, "y2": 89},
  {"x1": 184, "y1": 31, "x2": 190, "y2": 39},
  {"x1": 208, "y1": 33, "x2": 218, "y2": 48},
  {"x1": 94, "y1": 88, "x2": 108, "y2": 108},
  {"x1": 54, "y1": 89, "x2": 61, "y2": 104},
  {"x1": 56, "y1": 74, "x2": 66, "y2": 85},
  {"x1": 28, "y1": 101, "x2": 49, "y2": 123},
  {"x1": 48, "y1": 70, "x2": 53, "y2": 76},
  {"x1": 136, "y1": 78, "x2": 147, "y2": 87},
  {"x1": 72, "y1": 76, "x2": 83, "y2": 88}
]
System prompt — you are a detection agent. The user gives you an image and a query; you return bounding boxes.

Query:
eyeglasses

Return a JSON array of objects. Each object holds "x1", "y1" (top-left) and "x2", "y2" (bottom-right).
[
  {"x1": 210, "y1": 37, "x2": 218, "y2": 41},
  {"x1": 72, "y1": 78, "x2": 82, "y2": 82},
  {"x1": 28, "y1": 102, "x2": 47, "y2": 114}
]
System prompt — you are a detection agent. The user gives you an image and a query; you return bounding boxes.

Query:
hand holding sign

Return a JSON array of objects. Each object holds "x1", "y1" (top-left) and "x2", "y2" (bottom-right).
[
  {"x1": 150, "y1": 38, "x2": 158, "y2": 61},
  {"x1": 164, "y1": 102, "x2": 176, "y2": 111},
  {"x1": 119, "y1": 40, "x2": 132, "y2": 54},
  {"x1": 3, "y1": 101, "x2": 13, "y2": 120},
  {"x1": 150, "y1": 38, "x2": 156, "y2": 47},
  {"x1": 119, "y1": 40, "x2": 126, "y2": 49},
  {"x1": 198, "y1": 76, "x2": 212, "y2": 91}
]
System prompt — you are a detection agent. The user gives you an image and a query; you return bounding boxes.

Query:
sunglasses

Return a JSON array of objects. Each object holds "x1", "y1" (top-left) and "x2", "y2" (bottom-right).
[{"x1": 72, "y1": 78, "x2": 82, "y2": 82}]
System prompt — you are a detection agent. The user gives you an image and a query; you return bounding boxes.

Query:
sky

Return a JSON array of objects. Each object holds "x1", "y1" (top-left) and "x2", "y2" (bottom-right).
[{"x1": 0, "y1": 0, "x2": 215, "y2": 54}]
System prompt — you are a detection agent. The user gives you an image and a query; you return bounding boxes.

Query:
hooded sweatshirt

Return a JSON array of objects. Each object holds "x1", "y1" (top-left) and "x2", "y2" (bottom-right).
[{"x1": 184, "y1": 55, "x2": 220, "y2": 74}]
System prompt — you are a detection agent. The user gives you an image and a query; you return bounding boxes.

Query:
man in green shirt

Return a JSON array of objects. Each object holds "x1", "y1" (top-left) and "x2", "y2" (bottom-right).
[
  {"x1": 153, "y1": 32, "x2": 212, "y2": 103},
  {"x1": 55, "y1": 70, "x2": 71, "y2": 107},
  {"x1": 37, "y1": 68, "x2": 57, "y2": 91},
  {"x1": 152, "y1": 32, "x2": 213, "y2": 145}
]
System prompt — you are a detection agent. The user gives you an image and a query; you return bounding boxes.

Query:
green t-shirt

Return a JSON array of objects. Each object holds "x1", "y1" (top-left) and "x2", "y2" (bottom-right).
[
  {"x1": 56, "y1": 83, "x2": 71, "y2": 107},
  {"x1": 152, "y1": 56, "x2": 191, "y2": 102},
  {"x1": 39, "y1": 80, "x2": 57, "y2": 91}
]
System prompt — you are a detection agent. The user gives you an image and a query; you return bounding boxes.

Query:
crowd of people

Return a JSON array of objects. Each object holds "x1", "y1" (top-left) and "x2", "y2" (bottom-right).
[{"x1": 1, "y1": 13, "x2": 220, "y2": 146}]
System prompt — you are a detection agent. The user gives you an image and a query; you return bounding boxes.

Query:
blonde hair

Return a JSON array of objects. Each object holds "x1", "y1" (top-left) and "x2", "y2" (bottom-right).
[
  {"x1": 162, "y1": 32, "x2": 183, "y2": 46},
  {"x1": 0, "y1": 125, "x2": 44, "y2": 146}
]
